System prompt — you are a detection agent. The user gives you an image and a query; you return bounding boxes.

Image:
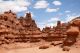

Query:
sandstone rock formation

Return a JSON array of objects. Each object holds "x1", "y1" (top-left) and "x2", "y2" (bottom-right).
[
  {"x1": 42, "y1": 21, "x2": 67, "y2": 41},
  {"x1": 63, "y1": 17, "x2": 80, "y2": 46},
  {"x1": 0, "y1": 10, "x2": 79, "y2": 46},
  {"x1": 0, "y1": 10, "x2": 41, "y2": 44},
  {"x1": 18, "y1": 12, "x2": 41, "y2": 35},
  {"x1": 69, "y1": 17, "x2": 80, "y2": 27},
  {"x1": 63, "y1": 26, "x2": 79, "y2": 46}
]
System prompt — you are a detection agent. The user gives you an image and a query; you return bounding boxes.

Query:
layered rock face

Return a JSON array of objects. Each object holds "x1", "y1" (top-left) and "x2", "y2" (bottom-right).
[
  {"x1": 63, "y1": 17, "x2": 80, "y2": 46},
  {"x1": 69, "y1": 17, "x2": 80, "y2": 27},
  {"x1": 18, "y1": 13, "x2": 41, "y2": 35},
  {"x1": 0, "y1": 10, "x2": 41, "y2": 44},
  {"x1": 0, "y1": 10, "x2": 21, "y2": 43},
  {"x1": 63, "y1": 26, "x2": 79, "y2": 46},
  {"x1": 42, "y1": 21, "x2": 68, "y2": 41},
  {"x1": 0, "y1": 10, "x2": 80, "y2": 45},
  {"x1": 42, "y1": 21, "x2": 68, "y2": 36},
  {"x1": 42, "y1": 17, "x2": 80, "y2": 46}
]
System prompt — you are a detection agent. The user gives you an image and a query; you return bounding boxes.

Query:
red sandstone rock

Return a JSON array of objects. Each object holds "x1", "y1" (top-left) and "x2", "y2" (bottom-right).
[
  {"x1": 63, "y1": 24, "x2": 79, "y2": 46},
  {"x1": 0, "y1": 10, "x2": 79, "y2": 44},
  {"x1": 39, "y1": 45, "x2": 49, "y2": 49},
  {"x1": 0, "y1": 10, "x2": 41, "y2": 43},
  {"x1": 69, "y1": 17, "x2": 80, "y2": 27},
  {"x1": 62, "y1": 46, "x2": 70, "y2": 51},
  {"x1": 66, "y1": 26, "x2": 79, "y2": 35}
]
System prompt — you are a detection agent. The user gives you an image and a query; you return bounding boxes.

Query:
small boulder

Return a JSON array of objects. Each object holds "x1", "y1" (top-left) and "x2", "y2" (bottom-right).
[
  {"x1": 62, "y1": 46, "x2": 70, "y2": 51},
  {"x1": 39, "y1": 45, "x2": 49, "y2": 49},
  {"x1": 51, "y1": 41, "x2": 63, "y2": 46}
]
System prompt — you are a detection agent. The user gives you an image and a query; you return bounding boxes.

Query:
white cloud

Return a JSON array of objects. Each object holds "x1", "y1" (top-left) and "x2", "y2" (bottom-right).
[
  {"x1": 34, "y1": 0, "x2": 49, "y2": 9},
  {"x1": 52, "y1": 1, "x2": 62, "y2": 6},
  {"x1": 46, "y1": 22, "x2": 57, "y2": 27},
  {"x1": 37, "y1": 17, "x2": 59, "y2": 29},
  {"x1": 37, "y1": 22, "x2": 46, "y2": 30},
  {"x1": 65, "y1": 14, "x2": 80, "y2": 22},
  {"x1": 65, "y1": 10, "x2": 71, "y2": 13},
  {"x1": 0, "y1": 0, "x2": 31, "y2": 13},
  {"x1": 46, "y1": 17, "x2": 59, "y2": 27},
  {"x1": 46, "y1": 8, "x2": 59, "y2": 12},
  {"x1": 38, "y1": 22, "x2": 55, "y2": 29},
  {"x1": 48, "y1": 17, "x2": 59, "y2": 22}
]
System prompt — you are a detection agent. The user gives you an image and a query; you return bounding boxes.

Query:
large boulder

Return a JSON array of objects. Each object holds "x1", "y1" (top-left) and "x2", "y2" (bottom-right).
[{"x1": 63, "y1": 26, "x2": 79, "y2": 46}]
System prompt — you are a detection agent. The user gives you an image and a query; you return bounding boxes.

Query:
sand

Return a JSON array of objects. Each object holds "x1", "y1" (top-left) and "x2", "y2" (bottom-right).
[
  {"x1": 0, "y1": 46, "x2": 80, "y2": 53},
  {"x1": 0, "y1": 42, "x2": 80, "y2": 53}
]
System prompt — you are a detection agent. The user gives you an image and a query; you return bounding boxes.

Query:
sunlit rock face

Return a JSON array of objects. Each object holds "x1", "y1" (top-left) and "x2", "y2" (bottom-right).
[
  {"x1": 18, "y1": 12, "x2": 41, "y2": 35},
  {"x1": 63, "y1": 26, "x2": 79, "y2": 46},
  {"x1": 69, "y1": 17, "x2": 80, "y2": 27},
  {"x1": 42, "y1": 21, "x2": 67, "y2": 36},
  {"x1": 0, "y1": 10, "x2": 41, "y2": 44},
  {"x1": 0, "y1": 10, "x2": 80, "y2": 46},
  {"x1": 63, "y1": 17, "x2": 80, "y2": 46},
  {"x1": 41, "y1": 21, "x2": 68, "y2": 41}
]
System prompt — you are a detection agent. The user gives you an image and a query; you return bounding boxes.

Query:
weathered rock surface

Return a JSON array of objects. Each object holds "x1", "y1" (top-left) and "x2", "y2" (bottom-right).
[
  {"x1": 63, "y1": 26, "x2": 79, "y2": 46},
  {"x1": 62, "y1": 46, "x2": 70, "y2": 51},
  {"x1": 39, "y1": 45, "x2": 49, "y2": 49},
  {"x1": 0, "y1": 10, "x2": 80, "y2": 46},
  {"x1": 63, "y1": 17, "x2": 80, "y2": 46},
  {"x1": 0, "y1": 10, "x2": 41, "y2": 44}
]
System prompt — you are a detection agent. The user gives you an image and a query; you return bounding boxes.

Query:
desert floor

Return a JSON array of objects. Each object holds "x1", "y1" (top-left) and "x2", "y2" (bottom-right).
[{"x1": 0, "y1": 41, "x2": 80, "y2": 53}]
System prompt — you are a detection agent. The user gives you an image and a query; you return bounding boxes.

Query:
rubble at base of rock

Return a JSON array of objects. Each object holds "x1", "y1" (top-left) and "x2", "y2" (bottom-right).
[{"x1": 0, "y1": 10, "x2": 80, "y2": 47}]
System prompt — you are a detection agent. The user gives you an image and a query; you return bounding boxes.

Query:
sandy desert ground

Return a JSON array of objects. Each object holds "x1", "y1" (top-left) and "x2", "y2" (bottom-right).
[
  {"x1": 0, "y1": 41, "x2": 80, "y2": 53},
  {"x1": 0, "y1": 46, "x2": 80, "y2": 53}
]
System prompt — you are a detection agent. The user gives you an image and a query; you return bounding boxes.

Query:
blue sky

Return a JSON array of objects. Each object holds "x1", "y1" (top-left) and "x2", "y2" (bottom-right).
[{"x1": 0, "y1": 0, "x2": 80, "y2": 29}]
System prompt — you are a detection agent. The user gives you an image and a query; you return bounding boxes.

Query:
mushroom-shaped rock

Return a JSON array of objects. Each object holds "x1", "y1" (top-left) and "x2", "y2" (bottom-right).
[
  {"x1": 66, "y1": 26, "x2": 79, "y2": 36},
  {"x1": 70, "y1": 17, "x2": 80, "y2": 27},
  {"x1": 63, "y1": 26, "x2": 79, "y2": 46}
]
